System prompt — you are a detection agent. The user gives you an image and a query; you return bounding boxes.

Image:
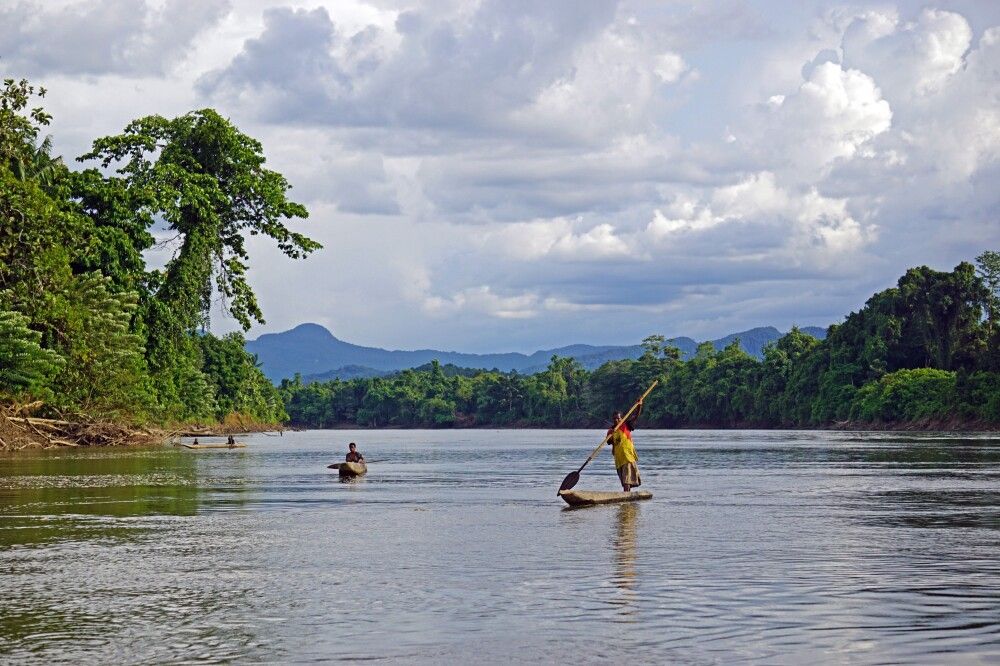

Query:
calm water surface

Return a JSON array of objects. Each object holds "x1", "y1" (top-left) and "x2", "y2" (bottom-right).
[{"x1": 1, "y1": 430, "x2": 998, "y2": 664}]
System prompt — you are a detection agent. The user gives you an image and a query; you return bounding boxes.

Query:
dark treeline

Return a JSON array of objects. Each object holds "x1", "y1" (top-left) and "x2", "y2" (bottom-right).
[
  {"x1": 282, "y1": 258, "x2": 1000, "y2": 429},
  {"x1": 1, "y1": 78, "x2": 318, "y2": 426}
]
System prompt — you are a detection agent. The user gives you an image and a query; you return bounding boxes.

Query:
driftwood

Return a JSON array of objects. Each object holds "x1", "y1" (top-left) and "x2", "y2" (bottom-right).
[
  {"x1": 0, "y1": 406, "x2": 160, "y2": 451},
  {"x1": 0, "y1": 404, "x2": 282, "y2": 452}
]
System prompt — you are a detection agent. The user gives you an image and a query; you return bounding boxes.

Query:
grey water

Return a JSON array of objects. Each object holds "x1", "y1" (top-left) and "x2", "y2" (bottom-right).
[{"x1": 1, "y1": 430, "x2": 998, "y2": 664}]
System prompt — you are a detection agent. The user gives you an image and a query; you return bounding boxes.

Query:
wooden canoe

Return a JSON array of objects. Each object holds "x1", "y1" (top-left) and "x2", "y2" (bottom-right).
[
  {"x1": 332, "y1": 461, "x2": 368, "y2": 477},
  {"x1": 559, "y1": 489, "x2": 652, "y2": 507},
  {"x1": 181, "y1": 443, "x2": 246, "y2": 449}
]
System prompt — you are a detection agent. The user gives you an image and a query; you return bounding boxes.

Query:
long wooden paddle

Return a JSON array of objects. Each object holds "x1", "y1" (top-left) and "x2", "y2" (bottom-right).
[{"x1": 557, "y1": 381, "x2": 658, "y2": 494}]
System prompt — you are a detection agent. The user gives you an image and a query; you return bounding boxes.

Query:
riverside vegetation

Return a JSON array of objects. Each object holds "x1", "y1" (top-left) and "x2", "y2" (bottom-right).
[
  {"x1": 281, "y1": 256, "x2": 1000, "y2": 430},
  {"x1": 0, "y1": 78, "x2": 318, "y2": 448}
]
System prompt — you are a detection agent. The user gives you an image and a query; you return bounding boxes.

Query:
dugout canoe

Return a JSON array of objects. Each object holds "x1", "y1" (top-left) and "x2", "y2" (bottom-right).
[
  {"x1": 181, "y1": 443, "x2": 246, "y2": 449},
  {"x1": 329, "y1": 461, "x2": 368, "y2": 477},
  {"x1": 558, "y1": 489, "x2": 652, "y2": 507}
]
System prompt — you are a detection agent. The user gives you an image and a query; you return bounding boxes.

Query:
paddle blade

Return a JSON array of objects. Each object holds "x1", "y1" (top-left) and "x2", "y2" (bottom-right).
[
  {"x1": 326, "y1": 463, "x2": 342, "y2": 470},
  {"x1": 558, "y1": 470, "x2": 580, "y2": 494}
]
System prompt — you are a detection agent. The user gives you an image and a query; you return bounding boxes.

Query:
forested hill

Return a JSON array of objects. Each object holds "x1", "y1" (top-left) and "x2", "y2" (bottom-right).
[{"x1": 247, "y1": 324, "x2": 828, "y2": 382}]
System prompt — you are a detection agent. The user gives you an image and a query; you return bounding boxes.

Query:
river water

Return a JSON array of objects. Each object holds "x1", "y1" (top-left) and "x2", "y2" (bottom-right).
[{"x1": 1, "y1": 430, "x2": 998, "y2": 664}]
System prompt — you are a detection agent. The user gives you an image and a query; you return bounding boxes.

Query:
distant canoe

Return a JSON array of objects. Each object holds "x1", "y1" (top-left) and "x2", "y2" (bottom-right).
[
  {"x1": 559, "y1": 489, "x2": 652, "y2": 507},
  {"x1": 329, "y1": 461, "x2": 368, "y2": 477},
  {"x1": 181, "y1": 443, "x2": 246, "y2": 449}
]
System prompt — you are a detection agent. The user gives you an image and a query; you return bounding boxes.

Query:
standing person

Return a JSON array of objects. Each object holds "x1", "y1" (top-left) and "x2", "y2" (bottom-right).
[
  {"x1": 345, "y1": 442, "x2": 365, "y2": 463},
  {"x1": 608, "y1": 399, "x2": 643, "y2": 492}
]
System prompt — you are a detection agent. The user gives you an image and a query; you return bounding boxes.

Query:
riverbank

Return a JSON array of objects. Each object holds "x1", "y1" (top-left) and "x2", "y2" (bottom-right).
[{"x1": 0, "y1": 407, "x2": 282, "y2": 452}]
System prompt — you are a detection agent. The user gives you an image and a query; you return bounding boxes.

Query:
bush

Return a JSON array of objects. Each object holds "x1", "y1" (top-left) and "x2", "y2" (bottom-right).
[{"x1": 851, "y1": 368, "x2": 956, "y2": 422}]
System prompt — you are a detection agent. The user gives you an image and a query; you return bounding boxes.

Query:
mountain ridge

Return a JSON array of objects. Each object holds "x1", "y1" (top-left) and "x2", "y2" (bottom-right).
[{"x1": 247, "y1": 323, "x2": 828, "y2": 383}]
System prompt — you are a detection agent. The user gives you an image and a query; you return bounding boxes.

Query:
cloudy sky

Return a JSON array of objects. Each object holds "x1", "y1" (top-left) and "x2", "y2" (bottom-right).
[{"x1": 3, "y1": 0, "x2": 998, "y2": 352}]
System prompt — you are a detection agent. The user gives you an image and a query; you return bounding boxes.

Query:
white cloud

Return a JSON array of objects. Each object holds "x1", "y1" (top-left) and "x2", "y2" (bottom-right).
[
  {"x1": 842, "y1": 8, "x2": 972, "y2": 100},
  {"x1": 740, "y1": 61, "x2": 892, "y2": 179},
  {"x1": 646, "y1": 172, "x2": 873, "y2": 263},
  {"x1": 488, "y1": 218, "x2": 631, "y2": 261},
  {"x1": 0, "y1": 0, "x2": 230, "y2": 76},
  {"x1": 423, "y1": 286, "x2": 542, "y2": 320}
]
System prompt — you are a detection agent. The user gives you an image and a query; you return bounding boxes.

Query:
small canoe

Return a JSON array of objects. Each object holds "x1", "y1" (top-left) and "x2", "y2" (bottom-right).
[
  {"x1": 181, "y1": 443, "x2": 246, "y2": 449},
  {"x1": 331, "y1": 461, "x2": 368, "y2": 478},
  {"x1": 559, "y1": 489, "x2": 652, "y2": 507}
]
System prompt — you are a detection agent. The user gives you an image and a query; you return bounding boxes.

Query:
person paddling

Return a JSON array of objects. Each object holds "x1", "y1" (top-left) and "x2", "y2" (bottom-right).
[
  {"x1": 345, "y1": 442, "x2": 365, "y2": 463},
  {"x1": 608, "y1": 399, "x2": 643, "y2": 492}
]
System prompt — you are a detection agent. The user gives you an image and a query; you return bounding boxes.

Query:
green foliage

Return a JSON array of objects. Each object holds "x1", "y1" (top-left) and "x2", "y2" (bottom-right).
[
  {"x1": 754, "y1": 327, "x2": 821, "y2": 425},
  {"x1": 41, "y1": 273, "x2": 155, "y2": 419},
  {"x1": 976, "y1": 250, "x2": 1000, "y2": 370},
  {"x1": 0, "y1": 166, "x2": 84, "y2": 299},
  {"x1": 0, "y1": 77, "x2": 313, "y2": 427},
  {"x1": 0, "y1": 78, "x2": 51, "y2": 170},
  {"x1": 79, "y1": 109, "x2": 320, "y2": 331},
  {"x1": 850, "y1": 368, "x2": 956, "y2": 422},
  {"x1": 199, "y1": 332, "x2": 287, "y2": 422},
  {"x1": 956, "y1": 372, "x2": 1000, "y2": 422},
  {"x1": 0, "y1": 308, "x2": 63, "y2": 397}
]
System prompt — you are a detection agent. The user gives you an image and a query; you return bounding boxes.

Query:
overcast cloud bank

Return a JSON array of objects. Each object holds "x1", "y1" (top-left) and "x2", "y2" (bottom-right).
[{"x1": 2, "y1": 0, "x2": 997, "y2": 351}]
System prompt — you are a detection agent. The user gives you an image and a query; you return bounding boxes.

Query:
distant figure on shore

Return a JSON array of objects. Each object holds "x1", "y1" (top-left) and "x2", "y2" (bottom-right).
[
  {"x1": 192, "y1": 438, "x2": 199, "y2": 446},
  {"x1": 345, "y1": 442, "x2": 365, "y2": 463},
  {"x1": 608, "y1": 399, "x2": 643, "y2": 492},
  {"x1": 227, "y1": 435, "x2": 236, "y2": 448}
]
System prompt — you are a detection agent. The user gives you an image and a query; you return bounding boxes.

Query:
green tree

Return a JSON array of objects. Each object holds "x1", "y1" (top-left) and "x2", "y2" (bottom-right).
[
  {"x1": 755, "y1": 327, "x2": 820, "y2": 425},
  {"x1": 976, "y1": 250, "x2": 1000, "y2": 330},
  {"x1": 42, "y1": 273, "x2": 155, "y2": 419},
  {"x1": 199, "y1": 332, "x2": 286, "y2": 422},
  {"x1": 851, "y1": 368, "x2": 956, "y2": 422},
  {"x1": 0, "y1": 308, "x2": 63, "y2": 397},
  {"x1": 0, "y1": 78, "x2": 51, "y2": 170},
  {"x1": 79, "y1": 109, "x2": 320, "y2": 331},
  {"x1": 79, "y1": 110, "x2": 320, "y2": 418},
  {"x1": 976, "y1": 250, "x2": 1000, "y2": 370}
]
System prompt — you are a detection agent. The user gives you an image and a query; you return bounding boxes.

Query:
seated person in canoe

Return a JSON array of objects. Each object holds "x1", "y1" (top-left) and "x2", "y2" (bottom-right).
[
  {"x1": 345, "y1": 442, "x2": 365, "y2": 463},
  {"x1": 608, "y1": 399, "x2": 642, "y2": 492}
]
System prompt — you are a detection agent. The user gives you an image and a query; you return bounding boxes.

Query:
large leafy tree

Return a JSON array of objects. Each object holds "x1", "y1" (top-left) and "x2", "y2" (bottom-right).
[
  {"x1": 80, "y1": 109, "x2": 321, "y2": 331},
  {"x1": 79, "y1": 110, "x2": 320, "y2": 418}
]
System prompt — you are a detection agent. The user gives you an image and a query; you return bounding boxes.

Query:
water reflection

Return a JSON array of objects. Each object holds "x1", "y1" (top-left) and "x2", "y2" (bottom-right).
[
  {"x1": 611, "y1": 503, "x2": 640, "y2": 618},
  {"x1": 0, "y1": 449, "x2": 205, "y2": 549},
  {"x1": 0, "y1": 447, "x2": 266, "y2": 662}
]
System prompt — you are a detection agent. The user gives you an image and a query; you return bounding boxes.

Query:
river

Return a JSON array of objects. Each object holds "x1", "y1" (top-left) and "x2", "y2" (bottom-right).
[{"x1": 1, "y1": 430, "x2": 998, "y2": 663}]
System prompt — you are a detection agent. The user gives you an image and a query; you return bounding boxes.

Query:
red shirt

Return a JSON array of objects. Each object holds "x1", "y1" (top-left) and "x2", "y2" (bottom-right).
[{"x1": 607, "y1": 423, "x2": 632, "y2": 439}]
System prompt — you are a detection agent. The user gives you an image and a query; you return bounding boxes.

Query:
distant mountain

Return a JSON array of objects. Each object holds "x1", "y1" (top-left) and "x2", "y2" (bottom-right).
[
  {"x1": 248, "y1": 323, "x2": 636, "y2": 382},
  {"x1": 248, "y1": 323, "x2": 828, "y2": 383}
]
